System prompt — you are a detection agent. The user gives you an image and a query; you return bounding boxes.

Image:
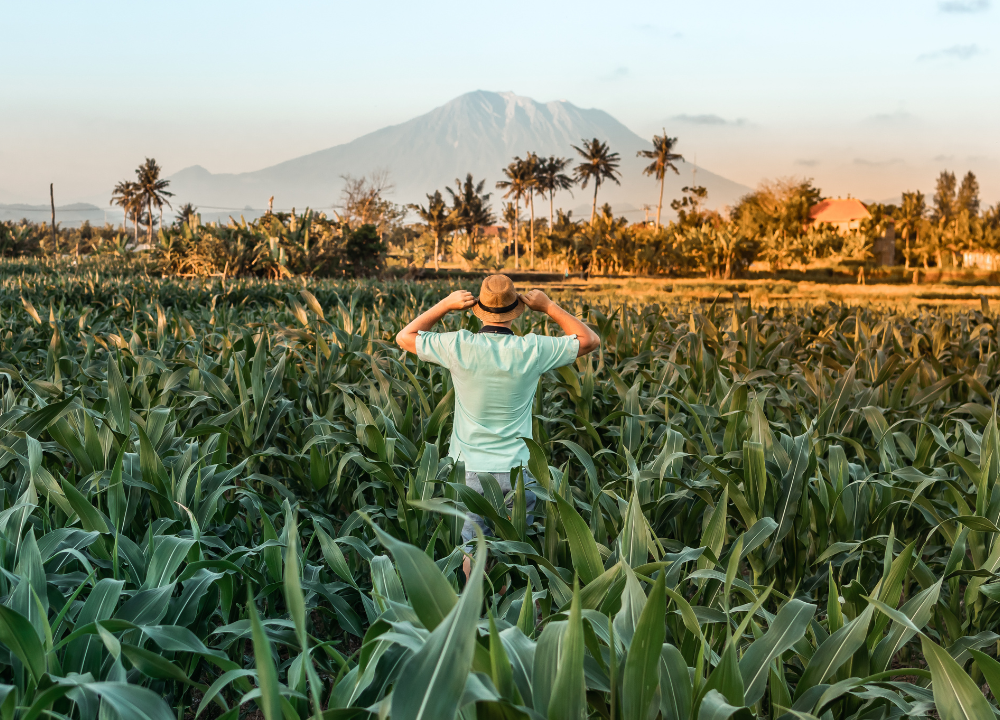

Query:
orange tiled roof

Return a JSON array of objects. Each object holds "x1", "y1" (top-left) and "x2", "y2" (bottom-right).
[{"x1": 808, "y1": 198, "x2": 872, "y2": 224}]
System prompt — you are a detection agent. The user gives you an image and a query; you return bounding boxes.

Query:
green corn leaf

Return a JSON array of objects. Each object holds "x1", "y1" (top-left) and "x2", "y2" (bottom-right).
[
  {"x1": 871, "y1": 580, "x2": 941, "y2": 673},
  {"x1": 659, "y1": 643, "x2": 692, "y2": 720},
  {"x1": 521, "y1": 437, "x2": 552, "y2": 492},
  {"x1": 969, "y1": 648, "x2": 1000, "y2": 702},
  {"x1": 922, "y1": 635, "x2": 994, "y2": 720},
  {"x1": 0, "y1": 605, "x2": 46, "y2": 682},
  {"x1": 555, "y1": 493, "x2": 604, "y2": 584},
  {"x1": 366, "y1": 517, "x2": 457, "y2": 630},
  {"x1": 620, "y1": 490, "x2": 649, "y2": 568},
  {"x1": 283, "y1": 512, "x2": 308, "y2": 649},
  {"x1": 488, "y1": 613, "x2": 515, "y2": 701},
  {"x1": 795, "y1": 602, "x2": 875, "y2": 698},
  {"x1": 389, "y1": 531, "x2": 486, "y2": 720},
  {"x1": 314, "y1": 525, "x2": 356, "y2": 587},
  {"x1": 249, "y1": 594, "x2": 282, "y2": 720},
  {"x1": 622, "y1": 571, "x2": 666, "y2": 720},
  {"x1": 740, "y1": 598, "x2": 815, "y2": 706},
  {"x1": 765, "y1": 431, "x2": 810, "y2": 567},
  {"x1": 62, "y1": 476, "x2": 110, "y2": 533},
  {"x1": 142, "y1": 535, "x2": 196, "y2": 589},
  {"x1": 121, "y1": 643, "x2": 200, "y2": 685},
  {"x1": 107, "y1": 354, "x2": 131, "y2": 433},
  {"x1": 698, "y1": 488, "x2": 728, "y2": 571},
  {"x1": 108, "y1": 442, "x2": 127, "y2": 533},
  {"x1": 91, "y1": 682, "x2": 177, "y2": 720},
  {"x1": 547, "y1": 577, "x2": 586, "y2": 720},
  {"x1": 613, "y1": 563, "x2": 648, "y2": 649},
  {"x1": 516, "y1": 574, "x2": 535, "y2": 637},
  {"x1": 697, "y1": 689, "x2": 743, "y2": 720}
]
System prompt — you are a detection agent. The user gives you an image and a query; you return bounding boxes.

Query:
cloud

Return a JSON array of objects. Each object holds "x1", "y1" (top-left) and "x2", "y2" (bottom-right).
[
  {"x1": 602, "y1": 66, "x2": 629, "y2": 81},
  {"x1": 865, "y1": 110, "x2": 916, "y2": 124},
  {"x1": 671, "y1": 113, "x2": 749, "y2": 127},
  {"x1": 933, "y1": 154, "x2": 955, "y2": 162},
  {"x1": 854, "y1": 158, "x2": 904, "y2": 167},
  {"x1": 939, "y1": 0, "x2": 989, "y2": 12},
  {"x1": 918, "y1": 44, "x2": 982, "y2": 60},
  {"x1": 632, "y1": 23, "x2": 682, "y2": 38},
  {"x1": 795, "y1": 159, "x2": 820, "y2": 167}
]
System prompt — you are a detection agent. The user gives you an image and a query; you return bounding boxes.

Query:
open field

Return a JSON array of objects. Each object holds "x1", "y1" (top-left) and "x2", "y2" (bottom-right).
[
  {"x1": 0, "y1": 259, "x2": 994, "y2": 720},
  {"x1": 533, "y1": 275, "x2": 1000, "y2": 310}
]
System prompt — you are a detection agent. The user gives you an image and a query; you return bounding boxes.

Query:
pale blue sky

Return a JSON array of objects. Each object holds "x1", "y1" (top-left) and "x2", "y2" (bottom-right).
[{"x1": 1, "y1": 0, "x2": 997, "y2": 205}]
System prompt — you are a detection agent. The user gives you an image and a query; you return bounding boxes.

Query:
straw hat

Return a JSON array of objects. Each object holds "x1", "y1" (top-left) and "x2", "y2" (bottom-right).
[{"x1": 473, "y1": 274, "x2": 525, "y2": 323}]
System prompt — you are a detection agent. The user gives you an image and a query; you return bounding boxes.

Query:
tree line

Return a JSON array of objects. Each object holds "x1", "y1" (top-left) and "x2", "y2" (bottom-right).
[
  {"x1": 408, "y1": 132, "x2": 683, "y2": 271},
  {"x1": 401, "y1": 154, "x2": 999, "y2": 278},
  {"x1": 2, "y1": 144, "x2": 998, "y2": 280}
]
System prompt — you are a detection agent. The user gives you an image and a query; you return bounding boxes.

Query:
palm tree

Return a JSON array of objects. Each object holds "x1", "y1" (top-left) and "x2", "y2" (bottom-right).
[
  {"x1": 175, "y1": 203, "x2": 198, "y2": 227},
  {"x1": 501, "y1": 202, "x2": 522, "y2": 266},
  {"x1": 535, "y1": 156, "x2": 575, "y2": 229},
  {"x1": 496, "y1": 157, "x2": 534, "y2": 269},
  {"x1": 408, "y1": 190, "x2": 456, "y2": 271},
  {"x1": 110, "y1": 180, "x2": 140, "y2": 241},
  {"x1": 637, "y1": 130, "x2": 683, "y2": 229},
  {"x1": 135, "y1": 158, "x2": 174, "y2": 244},
  {"x1": 572, "y1": 139, "x2": 621, "y2": 224},
  {"x1": 521, "y1": 154, "x2": 542, "y2": 269},
  {"x1": 897, "y1": 191, "x2": 926, "y2": 271},
  {"x1": 446, "y1": 174, "x2": 495, "y2": 255}
]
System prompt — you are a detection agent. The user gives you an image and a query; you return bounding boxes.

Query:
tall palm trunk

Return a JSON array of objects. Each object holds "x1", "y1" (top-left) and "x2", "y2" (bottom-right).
[
  {"x1": 590, "y1": 183, "x2": 599, "y2": 224},
  {"x1": 514, "y1": 197, "x2": 520, "y2": 270},
  {"x1": 656, "y1": 173, "x2": 664, "y2": 229},
  {"x1": 434, "y1": 231, "x2": 440, "y2": 271},
  {"x1": 904, "y1": 234, "x2": 910, "y2": 270},
  {"x1": 133, "y1": 204, "x2": 139, "y2": 242},
  {"x1": 529, "y1": 193, "x2": 535, "y2": 270},
  {"x1": 549, "y1": 191, "x2": 554, "y2": 229},
  {"x1": 147, "y1": 198, "x2": 154, "y2": 243}
]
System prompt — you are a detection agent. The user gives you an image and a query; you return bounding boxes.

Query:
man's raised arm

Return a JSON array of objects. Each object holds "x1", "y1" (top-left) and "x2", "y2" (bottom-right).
[
  {"x1": 395, "y1": 290, "x2": 476, "y2": 354},
  {"x1": 520, "y1": 289, "x2": 601, "y2": 356}
]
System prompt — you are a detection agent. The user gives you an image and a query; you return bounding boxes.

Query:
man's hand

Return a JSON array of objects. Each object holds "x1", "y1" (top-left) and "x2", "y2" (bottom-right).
[
  {"x1": 443, "y1": 290, "x2": 476, "y2": 312},
  {"x1": 397, "y1": 290, "x2": 475, "y2": 355},
  {"x1": 519, "y1": 289, "x2": 553, "y2": 313}
]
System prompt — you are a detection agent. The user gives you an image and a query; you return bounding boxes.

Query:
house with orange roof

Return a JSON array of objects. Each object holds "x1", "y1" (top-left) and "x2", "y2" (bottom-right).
[{"x1": 807, "y1": 198, "x2": 872, "y2": 233}]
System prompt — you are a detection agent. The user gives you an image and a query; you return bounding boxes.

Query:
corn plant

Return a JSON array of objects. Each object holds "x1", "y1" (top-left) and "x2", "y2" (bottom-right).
[{"x1": 0, "y1": 259, "x2": 994, "y2": 719}]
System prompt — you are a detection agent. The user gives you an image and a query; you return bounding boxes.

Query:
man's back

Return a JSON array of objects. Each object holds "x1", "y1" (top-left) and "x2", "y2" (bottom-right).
[{"x1": 417, "y1": 330, "x2": 578, "y2": 471}]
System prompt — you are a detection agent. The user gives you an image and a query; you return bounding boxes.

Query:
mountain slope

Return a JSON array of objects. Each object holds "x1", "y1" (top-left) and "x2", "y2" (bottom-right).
[
  {"x1": 1, "y1": 202, "x2": 111, "y2": 227},
  {"x1": 168, "y1": 91, "x2": 750, "y2": 221}
]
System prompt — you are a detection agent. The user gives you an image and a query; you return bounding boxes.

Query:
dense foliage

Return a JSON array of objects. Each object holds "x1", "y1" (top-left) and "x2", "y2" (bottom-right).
[
  {"x1": 153, "y1": 212, "x2": 387, "y2": 278},
  {"x1": 0, "y1": 261, "x2": 994, "y2": 720}
]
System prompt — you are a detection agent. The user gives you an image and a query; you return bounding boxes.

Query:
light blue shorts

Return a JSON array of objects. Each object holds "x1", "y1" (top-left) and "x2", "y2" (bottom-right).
[{"x1": 461, "y1": 470, "x2": 537, "y2": 544}]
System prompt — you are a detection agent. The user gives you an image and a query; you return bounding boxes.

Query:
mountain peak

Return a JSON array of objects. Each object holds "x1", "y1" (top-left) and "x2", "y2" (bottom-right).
[{"x1": 167, "y1": 91, "x2": 750, "y2": 220}]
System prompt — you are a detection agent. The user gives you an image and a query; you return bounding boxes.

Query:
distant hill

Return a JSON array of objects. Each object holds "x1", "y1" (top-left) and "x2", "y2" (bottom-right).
[
  {"x1": 168, "y1": 91, "x2": 751, "y2": 223},
  {"x1": 0, "y1": 202, "x2": 114, "y2": 228}
]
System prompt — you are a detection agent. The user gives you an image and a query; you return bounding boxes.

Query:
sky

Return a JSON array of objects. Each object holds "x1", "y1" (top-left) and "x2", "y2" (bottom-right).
[{"x1": 1, "y1": 0, "x2": 998, "y2": 207}]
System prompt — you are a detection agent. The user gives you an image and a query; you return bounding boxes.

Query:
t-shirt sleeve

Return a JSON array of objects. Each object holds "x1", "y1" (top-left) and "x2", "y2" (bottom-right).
[
  {"x1": 416, "y1": 331, "x2": 456, "y2": 368},
  {"x1": 535, "y1": 334, "x2": 580, "y2": 374}
]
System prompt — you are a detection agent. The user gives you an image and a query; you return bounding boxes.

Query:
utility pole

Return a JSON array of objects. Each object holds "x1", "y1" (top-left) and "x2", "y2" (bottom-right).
[{"x1": 50, "y1": 183, "x2": 57, "y2": 253}]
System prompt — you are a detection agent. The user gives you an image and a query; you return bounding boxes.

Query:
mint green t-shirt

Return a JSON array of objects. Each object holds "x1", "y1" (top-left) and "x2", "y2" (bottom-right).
[{"x1": 416, "y1": 330, "x2": 579, "y2": 472}]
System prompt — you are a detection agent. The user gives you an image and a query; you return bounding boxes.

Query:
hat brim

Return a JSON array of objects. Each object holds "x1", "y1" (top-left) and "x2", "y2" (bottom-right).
[{"x1": 472, "y1": 298, "x2": 525, "y2": 323}]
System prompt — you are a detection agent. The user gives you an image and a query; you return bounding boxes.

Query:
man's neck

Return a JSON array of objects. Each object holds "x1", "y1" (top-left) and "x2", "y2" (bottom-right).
[{"x1": 480, "y1": 323, "x2": 514, "y2": 335}]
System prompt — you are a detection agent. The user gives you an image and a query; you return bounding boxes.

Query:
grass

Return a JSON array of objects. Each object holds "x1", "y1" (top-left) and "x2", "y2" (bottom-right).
[{"x1": 0, "y1": 257, "x2": 994, "y2": 720}]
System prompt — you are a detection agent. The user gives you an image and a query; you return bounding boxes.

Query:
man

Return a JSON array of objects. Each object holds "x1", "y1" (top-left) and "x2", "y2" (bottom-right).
[{"x1": 396, "y1": 274, "x2": 600, "y2": 577}]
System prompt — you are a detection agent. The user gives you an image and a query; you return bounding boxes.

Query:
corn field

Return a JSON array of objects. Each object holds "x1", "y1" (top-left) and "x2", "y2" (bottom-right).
[{"x1": 0, "y1": 259, "x2": 995, "y2": 720}]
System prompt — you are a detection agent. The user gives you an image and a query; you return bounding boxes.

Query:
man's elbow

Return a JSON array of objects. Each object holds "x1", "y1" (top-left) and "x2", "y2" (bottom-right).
[
  {"x1": 396, "y1": 331, "x2": 413, "y2": 354},
  {"x1": 579, "y1": 331, "x2": 601, "y2": 355}
]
